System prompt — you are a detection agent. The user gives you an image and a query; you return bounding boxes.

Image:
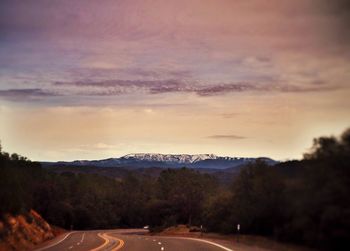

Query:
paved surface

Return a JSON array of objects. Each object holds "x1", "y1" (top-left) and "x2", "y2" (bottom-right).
[{"x1": 34, "y1": 229, "x2": 270, "y2": 251}]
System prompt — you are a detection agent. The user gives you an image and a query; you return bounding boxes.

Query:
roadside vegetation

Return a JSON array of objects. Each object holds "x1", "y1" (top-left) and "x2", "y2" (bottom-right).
[{"x1": 1, "y1": 128, "x2": 349, "y2": 251}]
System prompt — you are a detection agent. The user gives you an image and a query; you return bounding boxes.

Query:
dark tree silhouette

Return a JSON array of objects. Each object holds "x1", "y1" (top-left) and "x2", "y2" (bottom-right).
[{"x1": 0, "y1": 128, "x2": 349, "y2": 251}]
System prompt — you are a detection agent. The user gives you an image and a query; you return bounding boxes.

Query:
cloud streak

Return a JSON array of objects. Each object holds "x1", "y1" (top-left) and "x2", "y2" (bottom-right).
[
  {"x1": 53, "y1": 79, "x2": 340, "y2": 97},
  {"x1": 208, "y1": 135, "x2": 247, "y2": 140},
  {"x1": 0, "y1": 79, "x2": 341, "y2": 104},
  {"x1": 0, "y1": 88, "x2": 59, "y2": 101}
]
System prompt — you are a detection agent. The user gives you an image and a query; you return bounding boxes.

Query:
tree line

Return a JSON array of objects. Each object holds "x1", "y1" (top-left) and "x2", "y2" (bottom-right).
[{"x1": 0, "y1": 128, "x2": 349, "y2": 250}]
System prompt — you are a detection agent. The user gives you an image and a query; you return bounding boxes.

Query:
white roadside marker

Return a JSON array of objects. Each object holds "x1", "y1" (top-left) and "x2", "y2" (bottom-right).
[
  {"x1": 161, "y1": 247, "x2": 164, "y2": 250},
  {"x1": 80, "y1": 233, "x2": 85, "y2": 243}
]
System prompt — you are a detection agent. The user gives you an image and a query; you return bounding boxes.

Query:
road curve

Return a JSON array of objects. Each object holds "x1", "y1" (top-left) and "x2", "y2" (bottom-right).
[{"x1": 34, "y1": 229, "x2": 238, "y2": 251}]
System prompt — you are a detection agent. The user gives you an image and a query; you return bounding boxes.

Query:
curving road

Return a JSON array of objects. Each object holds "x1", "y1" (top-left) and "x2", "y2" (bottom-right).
[{"x1": 33, "y1": 229, "x2": 240, "y2": 251}]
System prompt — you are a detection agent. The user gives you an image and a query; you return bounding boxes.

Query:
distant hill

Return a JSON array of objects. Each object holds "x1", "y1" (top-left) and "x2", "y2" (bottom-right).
[{"x1": 42, "y1": 153, "x2": 277, "y2": 170}]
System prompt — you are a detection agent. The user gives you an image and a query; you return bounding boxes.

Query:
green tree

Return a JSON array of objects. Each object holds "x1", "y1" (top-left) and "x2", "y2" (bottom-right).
[
  {"x1": 230, "y1": 160, "x2": 285, "y2": 235},
  {"x1": 157, "y1": 168, "x2": 216, "y2": 226}
]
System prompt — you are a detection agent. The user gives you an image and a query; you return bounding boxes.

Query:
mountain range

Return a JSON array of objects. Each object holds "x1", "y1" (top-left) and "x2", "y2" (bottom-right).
[{"x1": 43, "y1": 153, "x2": 277, "y2": 170}]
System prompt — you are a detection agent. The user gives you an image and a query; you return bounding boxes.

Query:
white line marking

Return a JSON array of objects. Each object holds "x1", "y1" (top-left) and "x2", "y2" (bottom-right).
[
  {"x1": 161, "y1": 247, "x2": 165, "y2": 250},
  {"x1": 69, "y1": 245, "x2": 73, "y2": 249},
  {"x1": 35, "y1": 232, "x2": 76, "y2": 251},
  {"x1": 165, "y1": 237, "x2": 234, "y2": 251},
  {"x1": 158, "y1": 242, "x2": 162, "y2": 245}
]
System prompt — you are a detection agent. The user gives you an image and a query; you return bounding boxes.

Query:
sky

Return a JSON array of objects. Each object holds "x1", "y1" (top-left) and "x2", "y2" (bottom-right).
[{"x1": 0, "y1": 0, "x2": 349, "y2": 161}]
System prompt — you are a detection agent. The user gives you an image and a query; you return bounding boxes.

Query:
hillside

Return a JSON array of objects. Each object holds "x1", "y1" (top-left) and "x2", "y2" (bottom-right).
[{"x1": 0, "y1": 210, "x2": 58, "y2": 251}]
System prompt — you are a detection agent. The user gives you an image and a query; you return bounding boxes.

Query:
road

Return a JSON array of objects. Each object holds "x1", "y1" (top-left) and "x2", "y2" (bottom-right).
[{"x1": 34, "y1": 229, "x2": 239, "y2": 251}]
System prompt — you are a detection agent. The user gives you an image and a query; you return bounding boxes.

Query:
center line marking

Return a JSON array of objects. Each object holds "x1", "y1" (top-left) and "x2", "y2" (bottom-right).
[
  {"x1": 91, "y1": 233, "x2": 124, "y2": 251},
  {"x1": 90, "y1": 233, "x2": 109, "y2": 251}
]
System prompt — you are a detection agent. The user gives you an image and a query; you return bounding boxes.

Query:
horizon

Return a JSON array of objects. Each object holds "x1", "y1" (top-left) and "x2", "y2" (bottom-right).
[
  {"x1": 1, "y1": 0, "x2": 349, "y2": 162},
  {"x1": 40, "y1": 152, "x2": 275, "y2": 163}
]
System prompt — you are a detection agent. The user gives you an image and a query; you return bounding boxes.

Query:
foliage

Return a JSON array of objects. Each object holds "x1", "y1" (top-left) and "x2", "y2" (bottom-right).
[
  {"x1": 203, "y1": 128, "x2": 350, "y2": 250},
  {"x1": 1, "y1": 128, "x2": 350, "y2": 250}
]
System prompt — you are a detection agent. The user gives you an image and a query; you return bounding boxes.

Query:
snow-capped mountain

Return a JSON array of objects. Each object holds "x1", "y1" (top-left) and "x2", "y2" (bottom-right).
[
  {"x1": 45, "y1": 153, "x2": 277, "y2": 170},
  {"x1": 122, "y1": 153, "x2": 219, "y2": 163}
]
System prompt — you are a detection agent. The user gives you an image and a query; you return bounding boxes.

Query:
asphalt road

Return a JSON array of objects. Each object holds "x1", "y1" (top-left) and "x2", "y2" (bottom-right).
[{"x1": 34, "y1": 229, "x2": 236, "y2": 251}]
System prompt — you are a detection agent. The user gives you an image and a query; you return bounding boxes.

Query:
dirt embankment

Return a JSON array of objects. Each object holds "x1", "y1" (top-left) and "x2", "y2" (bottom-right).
[{"x1": 0, "y1": 210, "x2": 62, "y2": 251}]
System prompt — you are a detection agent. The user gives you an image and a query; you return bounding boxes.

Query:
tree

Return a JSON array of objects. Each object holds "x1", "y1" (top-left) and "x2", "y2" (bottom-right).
[
  {"x1": 157, "y1": 168, "x2": 216, "y2": 226},
  {"x1": 230, "y1": 160, "x2": 285, "y2": 236}
]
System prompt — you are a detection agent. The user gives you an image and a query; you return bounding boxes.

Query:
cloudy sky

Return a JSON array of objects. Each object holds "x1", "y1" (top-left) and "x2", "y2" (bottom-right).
[{"x1": 0, "y1": 0, "x2": 349, "y2": 161}]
